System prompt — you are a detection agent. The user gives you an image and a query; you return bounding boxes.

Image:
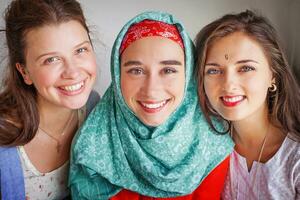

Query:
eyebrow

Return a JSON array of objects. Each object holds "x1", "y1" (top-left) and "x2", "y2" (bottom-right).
[
  {"x1": 205, "y1": 62, "x2": 220, "y2": 67},
  {"x1": 235, "y1": 59, "x2": 259, "y2": 64},
  {"x1": 123, "y1": 60, "x2": 143, "y2": 67},
  {"x1": 35, "y1": 51, "x2": 59, "y2": 62},
  {"x1": 205, "y1": 59, "x2": 259, "y2": 67},
  {"x1": 35, "y1": 40, "x2": 91, "y2": 61},
  {"x1": 74, "y1": 40, "x2": 91, "y2": 49},
  {"x1": 123, "y1": 59, "x2": 183, "y2": 67},
  {"x1": 160, "y1": 60, "x2": 183, "y2": 65}
]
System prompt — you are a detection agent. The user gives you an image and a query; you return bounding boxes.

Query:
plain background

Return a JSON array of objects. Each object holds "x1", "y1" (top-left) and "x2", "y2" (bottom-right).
[{"x1": 0, "y1": 0, "x2": 299, "y2": 96}]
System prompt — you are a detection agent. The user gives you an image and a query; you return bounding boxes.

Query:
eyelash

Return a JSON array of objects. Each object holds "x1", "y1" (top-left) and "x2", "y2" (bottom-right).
[
  {"x1": 206, "y1": 68, "x2": 222, "y2": 75},
  {"x1": 44, "y1": 56, "x2": 60, "y2": 65},
  {"x1": 76, "y1": 47, "x2": 88, "y2": 54},
  {"x1": 163, "y1": 67, "x2": 178, "y2": 74},
  {"x1": 127, "y1": 68, "x2": 144, "y2": 75},
  {"x1": 239, "y1": 65, "x2": 256, "y2": 72},
  {"x1": 206, "y1": 65, "x2": 256, "y2": 75}
]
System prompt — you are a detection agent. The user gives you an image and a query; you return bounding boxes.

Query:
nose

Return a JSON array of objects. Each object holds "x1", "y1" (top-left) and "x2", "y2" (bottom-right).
[
  {"x1": 141, "y1": 73, "x2": 161, "y2": 98},
  {"x1": 222, "y1": 70, "x2": 238, "y2": 92},
  {"x1": 61, "y1": 59, "x2": 80, "y2": 79}
]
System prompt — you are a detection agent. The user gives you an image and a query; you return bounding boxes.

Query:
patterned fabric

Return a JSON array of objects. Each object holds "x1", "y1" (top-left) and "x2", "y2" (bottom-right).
[
  {"x1": 111, "y1": 156, "x2": 230, "y2": 200},
  {"x1": 222, "y1": 135, "x2": 300, "y2": 200},
  {"x1": 120, "y1": 19, "x2": 184, "y2": 54},
  {"x1": 69, "y1": 11, "x2": 234, "y2": 200},
  {"x1": 17, "y1": 147, "x2": 69, "y2": 200}
]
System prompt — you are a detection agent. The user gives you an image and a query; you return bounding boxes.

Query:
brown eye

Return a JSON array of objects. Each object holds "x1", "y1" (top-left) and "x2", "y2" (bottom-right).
[
  {"x1": 127, "y1": 68, "x2": 145, "y2": 75},
  {"x1": 163, "y1": 67, "x2": 177, "y2": 74}
]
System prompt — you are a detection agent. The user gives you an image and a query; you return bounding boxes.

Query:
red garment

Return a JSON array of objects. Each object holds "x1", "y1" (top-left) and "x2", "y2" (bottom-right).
[
  {"x1": 120, "y1": 19, "x2": 184, "y2": 54},
  {"x1": 111, "y1": 156, "x2": 229, "y2": 200}
]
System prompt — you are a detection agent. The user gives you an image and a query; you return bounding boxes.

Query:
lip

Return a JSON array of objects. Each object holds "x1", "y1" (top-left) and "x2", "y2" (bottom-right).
[
  {"x1": 221, "y1": 95, "x2": 245, "y2": 107},
  {"x1": 58, "y1": 79, "x2": 86, "y2": 96},
  {"x1": 138, "y1": 99, "x2": 170, "y2": 113}
]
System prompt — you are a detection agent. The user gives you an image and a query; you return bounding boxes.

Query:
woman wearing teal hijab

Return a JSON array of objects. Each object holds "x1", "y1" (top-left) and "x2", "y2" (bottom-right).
[{"x1": 69, "y1": 11, "x2": 233, "y2": 199}]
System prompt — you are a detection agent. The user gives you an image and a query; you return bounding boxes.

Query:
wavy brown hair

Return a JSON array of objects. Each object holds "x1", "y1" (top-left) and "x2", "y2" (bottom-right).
[
  {"x1": 195, "y1": 10, "x2": 300, "y2": 139},
  {"x1": 0, "y1": 0, "x2": 90, "y2": 146}
]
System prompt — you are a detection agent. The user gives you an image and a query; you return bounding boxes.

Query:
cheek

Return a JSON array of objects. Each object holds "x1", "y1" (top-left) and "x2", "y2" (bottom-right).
[
  {"x1": 246, "y1": 76, "x2": 270, "y2": 98},
  {"x1": 81, "y1": 54, "x2": 97, "y2": 75},
  {"x1": 88, "y1": 60, "x2": 97, "y2": 74},
  {"x1": 204, "y1": 78, "x2": 218, "y2": 103},
  {"x1": 31, "y1": 70, "x2": 58, "y2": 89},
  {"x1": 166, "y1": 74, "x2": 185, "y2": 100},
  {"x1": 120, "y1": 73, "x2": 139, "y2": 103}
]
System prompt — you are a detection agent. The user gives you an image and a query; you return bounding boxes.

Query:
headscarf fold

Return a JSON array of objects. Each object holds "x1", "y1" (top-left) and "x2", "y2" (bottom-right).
[{"x1": 69, "y1": 11, "x2": 233, "y2": 199}]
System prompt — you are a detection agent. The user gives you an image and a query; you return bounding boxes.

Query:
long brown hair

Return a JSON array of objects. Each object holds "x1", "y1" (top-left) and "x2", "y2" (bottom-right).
[
  {"x1": 0, "y1": 0, "x2": 91, "y2": 146},
  {"x1": 195, "y1": 10, "x2": 300, "y2": 139}
]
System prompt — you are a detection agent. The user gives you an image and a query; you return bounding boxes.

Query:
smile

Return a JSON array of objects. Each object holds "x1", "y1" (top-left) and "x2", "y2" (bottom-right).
[
  {"x1": 60, "y1": 81, "x2": 84, "y2": 92},
  {"x1": 138, "y1": 100, "x2": 169, "y2": 113},
  {"x1": 221, "y1": 95, "x2": 245, "y2": 107}
]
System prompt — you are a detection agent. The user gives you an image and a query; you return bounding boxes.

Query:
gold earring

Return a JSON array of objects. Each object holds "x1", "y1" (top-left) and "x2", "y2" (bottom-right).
[{"x1": 269, "y1": 83, "x2": 277, "y2": 92}]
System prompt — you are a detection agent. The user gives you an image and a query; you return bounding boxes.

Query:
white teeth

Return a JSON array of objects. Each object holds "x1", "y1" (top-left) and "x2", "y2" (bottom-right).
[
  {"x1": 61, "y1": 81, "x2": 84, "y2": 92},
  {"x1": 141, "y1": 100, "x2": 167, "y2": 109},
  {"x1": 223, "y1": 96, "x2": 243, "y2": 103}
]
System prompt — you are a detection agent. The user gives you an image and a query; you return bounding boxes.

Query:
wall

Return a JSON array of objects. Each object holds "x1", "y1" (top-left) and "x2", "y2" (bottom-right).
[
  {"x1": 287, "y1": 0, "x2": 300, "y2": 83},
  {"x1": 0, "y1": 0, "x2": 298, "y2": 95}
]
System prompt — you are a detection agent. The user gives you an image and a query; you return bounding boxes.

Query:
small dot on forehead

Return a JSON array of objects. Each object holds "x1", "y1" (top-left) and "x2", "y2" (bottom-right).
[{"x1": 225, "y1": 54, "x2": 229, "y2": 60}]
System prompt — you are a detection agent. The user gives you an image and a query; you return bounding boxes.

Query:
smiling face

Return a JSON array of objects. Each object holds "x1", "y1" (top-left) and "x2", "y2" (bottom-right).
[
  {"x1": 120, "y1": 36, "x2": 185, "y2": 126},
  {"x1": 204, "y1": 32, "x2": 273, "y2": 122},
  {"x1": 18, "y1": 20, "x2": 97, "y2": 110}
]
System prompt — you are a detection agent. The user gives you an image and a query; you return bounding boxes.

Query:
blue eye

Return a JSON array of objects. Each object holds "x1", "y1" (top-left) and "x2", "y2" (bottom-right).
[
  {"x1": 206, "y1": 68, "x2": 222, "y2": 75},
  {"x1": 76, "y1": 47, "x2": 88, "y2": 54},
  {"x1": 163, "y1": 67, "x2": 177, "y2": 74},
  {"x1": 127, "y1": 68, "x2": 144, "y2": 75},
  {"x1": 239, "y1": 65, "x2": 255, "y2": 72},
  {"x1": 44, "y1": 56, "x2": 60, "y2": 65}
]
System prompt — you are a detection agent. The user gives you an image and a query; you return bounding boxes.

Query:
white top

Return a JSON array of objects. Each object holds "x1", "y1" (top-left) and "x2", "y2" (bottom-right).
[
  {"x1": 17, "y1": 108, "x2": 86, "y2": 200},
  {"x1": 222, "y1": 136, "x2": 300, "y2": 200},
  {"x1": 18, "y1": 146, "x2": 69, "y2": 200}
]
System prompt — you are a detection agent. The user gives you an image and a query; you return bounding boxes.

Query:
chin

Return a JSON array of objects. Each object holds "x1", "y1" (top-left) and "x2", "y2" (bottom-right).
[
  {"x1": 142, "y1": 118, "x2": 165, "y2": 127},
  {"x1": 221, "y1": 113, "x2": 246, "y2": 122},
  {"x1": 63, "y1": 97, "x2": 89, "y2": 110}
]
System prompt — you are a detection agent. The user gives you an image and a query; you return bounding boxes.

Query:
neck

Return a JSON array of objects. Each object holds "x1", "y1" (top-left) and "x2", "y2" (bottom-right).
[
  {"x1": 38, "y1": 99, "x2": 76, "y2": 137},
  {"x1": 231, "y1": 107, "x2": 286, "y2": 169},
  {"x1": 231, "y1": 105, "x2": 270, "y2": 147},
  {"x1": 232, "y1": 119, "x2": 269, "y2": 148}
]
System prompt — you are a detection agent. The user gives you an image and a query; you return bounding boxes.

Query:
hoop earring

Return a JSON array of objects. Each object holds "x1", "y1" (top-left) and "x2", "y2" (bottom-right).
[{"x1": 268, "y1": 83, "x2": 277, "y2": 92}]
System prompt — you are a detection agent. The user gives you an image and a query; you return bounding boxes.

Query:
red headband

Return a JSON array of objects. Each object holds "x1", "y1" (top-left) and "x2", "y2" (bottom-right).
[{"x1": 120, "y1": 19, "x2": 184, "y2": 54}]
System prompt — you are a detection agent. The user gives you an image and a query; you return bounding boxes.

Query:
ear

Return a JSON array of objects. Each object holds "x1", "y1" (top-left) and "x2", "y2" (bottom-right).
[{"x1": 16, "y1": 63, "x2": 33, "y2": 85}]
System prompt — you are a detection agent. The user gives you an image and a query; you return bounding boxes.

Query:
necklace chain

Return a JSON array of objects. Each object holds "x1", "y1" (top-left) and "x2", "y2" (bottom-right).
[
  {"x1": 38, "y1": 111, "x2": 75, "y2": 153},
  {"x1": 229, "y1": 124, "x2": 270, "y2": 199}
]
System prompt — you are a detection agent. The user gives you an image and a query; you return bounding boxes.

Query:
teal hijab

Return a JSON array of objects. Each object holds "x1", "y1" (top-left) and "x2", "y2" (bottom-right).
[{"x1": 69, "y1": 11, "x2": 233, "y2": 200}]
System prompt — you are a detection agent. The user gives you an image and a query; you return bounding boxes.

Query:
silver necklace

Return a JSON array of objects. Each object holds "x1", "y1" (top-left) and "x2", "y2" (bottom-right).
[{"x1": 38, "y1": 111, "x2": 75, "y2": 153}]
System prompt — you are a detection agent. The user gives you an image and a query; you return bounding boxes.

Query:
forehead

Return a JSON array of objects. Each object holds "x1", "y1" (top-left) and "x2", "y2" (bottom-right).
[
  {"x1": 206, "y1": 32, "x2": 269, "y2": 63},
  {"x1": 24, "y1": 20, "x2": 89, "y2": 55}
]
